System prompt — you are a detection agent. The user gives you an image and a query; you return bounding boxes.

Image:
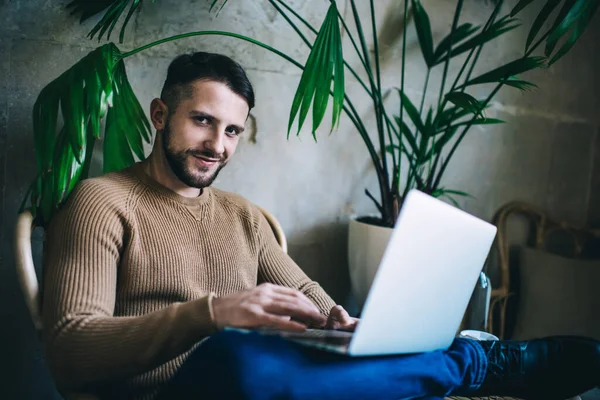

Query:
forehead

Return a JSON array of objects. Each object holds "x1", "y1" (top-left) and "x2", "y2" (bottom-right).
[{"x1": 177, "y1": 80, "x2": 249, "y2": 122}]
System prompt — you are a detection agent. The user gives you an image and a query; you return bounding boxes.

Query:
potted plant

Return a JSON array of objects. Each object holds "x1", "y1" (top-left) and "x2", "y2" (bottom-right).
[{"x1": 22, "y1": 0, "x2": 599, "y2": 309}]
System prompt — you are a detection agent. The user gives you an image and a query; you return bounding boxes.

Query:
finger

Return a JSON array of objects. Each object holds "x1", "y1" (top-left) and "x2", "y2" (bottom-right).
[
  {"x1": 268, "y1": 285, "x2": 321, "y2": 312},
  {"x1": 264, "y1": 298, "x2": 327, "y2": 325},
  {"x1": 326, "y1": 306, "x2": 355, "y2": 330},
  {"x1": 337, "y1": 318, "x2": 359, "y2": 332},
  {"x1": 334, "y1": 306, "x2": 353, "y2": 324},
  {"x1": 328, "y1": 305, "x2": 349, "y2": 322},
  {"x1": 260, "y1": 313, "x2": 307, "y2": 332},
  {"x1": 257, "y1": 284, "x2": 314, "y2": 311}
]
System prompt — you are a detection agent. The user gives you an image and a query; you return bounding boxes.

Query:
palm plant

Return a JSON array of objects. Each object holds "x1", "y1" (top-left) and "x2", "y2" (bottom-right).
[{"x1": 23, "y1": 0, "x2": 599, "y2": 228}]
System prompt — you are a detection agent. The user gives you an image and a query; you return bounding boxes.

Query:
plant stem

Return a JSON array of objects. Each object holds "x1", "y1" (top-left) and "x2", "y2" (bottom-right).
[
  {"x1": 346, "y1": 0, "x2": 391, "y2": 221},
  {"x1": 432, "y1": 82, "x2": 502, "y2": 189},
  {"x1": 401, "y1": 167, "x2": 415, "y2": 203},
  {"x1": 370, "y1": 0, "x2": 391, "y2": 217},
  {"x1": 272, "y1": 0, "x2": 382, "y2": 117},
  {"x1": 428, "y1": 0, "x2": 504, "y2": 189},
  {"x1": 452, "y1": 0, "x2": 504, "y2": 93},
  {"x1": 348, "y1": 0, "x2": 373, "y2": 78},
  {"x1": 344, "y1": 97, "x2": 390, "y2": 218},
  {"x1": 121, "y1": 31, "x2": 301, "y2": 65},
  {"x1": 385, "y1": 116, "x2": 398, "y2": 180},
  {"x1": 432, "y1": 23, "x2": 550, "y2": 190},
  {"x1": 437, "y1": 0, "x2": 464, "y2": 111},
  {"x1": 268, "y1": 0, "x2": 312, "y2": 48},
  {"x1": 449, "y1": 46, "x2": 475, "y2": 92},
  {"x1": 425, "y1": 0, "x2": 463, "y2": 188},
  {"x1": 398, "y1": 0, "x2": 409, "y2": 203},
  {"x1": 275, "y1": 0, "x2": 318, "y2": 35},
  {"x1": 365, "y1": 189, "x2": 385, "y2": 216},
  {"x1": 419, "y1": 69, "x2": 431, "y2": 115}
]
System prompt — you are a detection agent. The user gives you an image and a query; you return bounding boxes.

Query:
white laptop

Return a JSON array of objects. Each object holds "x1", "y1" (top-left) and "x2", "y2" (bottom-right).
[{"x1": 239, "y1": 189, "x2": 497, "y2": 356}]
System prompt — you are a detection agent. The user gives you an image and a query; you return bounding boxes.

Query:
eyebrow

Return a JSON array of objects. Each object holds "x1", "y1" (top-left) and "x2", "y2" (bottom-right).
[{"x1": 189, "y1": 110, "x2": 245, "y2": 133}]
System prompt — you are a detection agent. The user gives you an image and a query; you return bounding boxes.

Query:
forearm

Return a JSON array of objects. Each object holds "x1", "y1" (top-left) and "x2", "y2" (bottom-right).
[{"x1": 45, "y1": 295, "x2": 216, "y2": 390}]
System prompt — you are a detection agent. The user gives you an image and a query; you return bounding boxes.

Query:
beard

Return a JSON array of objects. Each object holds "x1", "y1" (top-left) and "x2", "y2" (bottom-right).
[{"x1": 161, "y1": 119, "x2": 227, "y2": 189}]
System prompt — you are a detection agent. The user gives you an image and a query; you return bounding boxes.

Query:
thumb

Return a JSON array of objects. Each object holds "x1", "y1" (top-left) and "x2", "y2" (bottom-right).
[{"x1": 330, "y1": 305, "x2": 351, "y2": 322}]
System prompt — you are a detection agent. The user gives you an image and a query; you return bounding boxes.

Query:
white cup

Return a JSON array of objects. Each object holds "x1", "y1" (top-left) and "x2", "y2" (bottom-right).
[{"x1": 459, "y1": 329, "x2": 499, "y2": 341}]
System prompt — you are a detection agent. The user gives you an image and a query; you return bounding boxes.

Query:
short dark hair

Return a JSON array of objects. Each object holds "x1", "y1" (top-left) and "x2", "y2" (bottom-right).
[{"x1": 160, "y1": 52, "x2": 255, "y2": 113}]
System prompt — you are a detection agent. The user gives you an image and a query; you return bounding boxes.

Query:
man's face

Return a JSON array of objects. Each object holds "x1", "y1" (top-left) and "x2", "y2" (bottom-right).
[{"x1": 161, "y1": 80, "x2": 249, "y2": 189}]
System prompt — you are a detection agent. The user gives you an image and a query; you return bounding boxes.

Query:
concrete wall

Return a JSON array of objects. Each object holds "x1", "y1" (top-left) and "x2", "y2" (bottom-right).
[
  {"x1": 589, "y1": 137, "x2": 600, "y2": 227},
  {"x1": 1, "y1": 0, "x2": 599, "y2": 397}
]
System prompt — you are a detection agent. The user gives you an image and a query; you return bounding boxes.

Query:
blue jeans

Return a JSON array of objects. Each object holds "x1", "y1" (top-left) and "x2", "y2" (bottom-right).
[{"x1": 158, "y1": 330, "x2": 487, "y2": 400}]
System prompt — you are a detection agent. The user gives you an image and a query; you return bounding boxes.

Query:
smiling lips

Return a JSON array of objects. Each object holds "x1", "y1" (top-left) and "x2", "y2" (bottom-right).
[{"x1": 192, "y1": 155, "x2": 220, "y2": 168}]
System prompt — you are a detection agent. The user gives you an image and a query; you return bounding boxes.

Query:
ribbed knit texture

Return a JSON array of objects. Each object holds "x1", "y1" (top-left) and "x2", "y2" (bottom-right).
[{"x1": 42, "y1": 162, "x2": 336, "y2": 399}]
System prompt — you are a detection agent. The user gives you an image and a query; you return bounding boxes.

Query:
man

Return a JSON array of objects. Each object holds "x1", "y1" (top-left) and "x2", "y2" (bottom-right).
[{"x1": 42, "y1": 52, "x2": 600, "y2": 400}]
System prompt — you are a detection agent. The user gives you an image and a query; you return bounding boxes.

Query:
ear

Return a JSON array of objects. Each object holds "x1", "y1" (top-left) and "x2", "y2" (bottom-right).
[{"x1": 150, "y1": 98, "x2": 169, "y2": 131}]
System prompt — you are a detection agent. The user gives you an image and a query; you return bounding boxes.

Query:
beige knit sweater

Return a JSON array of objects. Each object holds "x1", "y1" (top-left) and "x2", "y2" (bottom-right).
[{"x1": 42, "y1": 163, "x2": 336, "y2": 399}]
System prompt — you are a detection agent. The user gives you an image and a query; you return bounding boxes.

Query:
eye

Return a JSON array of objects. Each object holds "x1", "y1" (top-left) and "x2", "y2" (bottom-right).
[
  {"x1": 194, "y1": 116, "x2": 210, "y2": 125},
  {"x1": 225, "y1": 126, "x2": 241, "y2": 136}
]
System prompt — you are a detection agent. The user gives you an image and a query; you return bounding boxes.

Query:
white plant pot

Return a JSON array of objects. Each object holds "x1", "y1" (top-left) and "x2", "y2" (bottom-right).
[{"x1": 348, "y1": 217, "x2": 393, "y2": 310}]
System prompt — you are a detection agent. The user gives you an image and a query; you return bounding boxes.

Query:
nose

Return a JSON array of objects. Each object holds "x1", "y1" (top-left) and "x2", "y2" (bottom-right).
[{"x1": 203, "y1": 127, "x2": 225, "y2": 157}]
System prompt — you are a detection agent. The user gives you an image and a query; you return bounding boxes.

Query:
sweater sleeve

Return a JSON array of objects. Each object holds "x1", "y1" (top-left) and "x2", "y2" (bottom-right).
[
  {"x1": 255, "y1": 210, "x2": 336, "y2": 316},
  {"x1": 42, "y1": 181, "x2": 217, "y2": 391}
]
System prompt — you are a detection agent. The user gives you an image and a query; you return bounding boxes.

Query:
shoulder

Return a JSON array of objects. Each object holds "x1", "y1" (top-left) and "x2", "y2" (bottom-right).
[
  {"x1": 47, "y1": 168, "x2": 144, "y2": 239},
  {"x1": 60, "y1": 168, "x2": 143, "y2": 220},
  {"x1": 210, "y1": 188, "x2": 263, "y2": 223}
]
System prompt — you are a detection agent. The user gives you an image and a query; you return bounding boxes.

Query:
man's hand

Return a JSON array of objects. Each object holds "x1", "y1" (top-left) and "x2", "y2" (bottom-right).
[
  {"x1": 325, "y1": 305, "x2": 359, "y2": 332},
  {"x1": 211, "y1": 283, "x2": 327, "y2": 332}
]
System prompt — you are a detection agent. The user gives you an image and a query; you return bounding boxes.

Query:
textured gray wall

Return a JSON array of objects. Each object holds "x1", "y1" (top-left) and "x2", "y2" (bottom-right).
[
  {"x1": 1, "y1": 0, "x2": 599, "y2": 398},
  {"x1": 589, "y1": 137, "x2": 600, "y2": 227}
]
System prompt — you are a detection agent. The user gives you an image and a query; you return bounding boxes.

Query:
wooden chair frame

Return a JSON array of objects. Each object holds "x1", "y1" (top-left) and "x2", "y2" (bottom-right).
[{"x1": 487, "y1": 201, "x2": 600, "y2": 339}]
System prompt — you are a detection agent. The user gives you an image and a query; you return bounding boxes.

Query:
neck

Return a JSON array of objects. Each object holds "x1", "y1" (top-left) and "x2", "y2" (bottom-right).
[{"x1": 143, "y1": 149, "x2": 202, "y2": 199}]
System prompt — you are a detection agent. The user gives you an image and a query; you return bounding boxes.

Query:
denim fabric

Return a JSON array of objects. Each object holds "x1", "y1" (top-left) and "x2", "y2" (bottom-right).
[{"x1": 158, "y1": 331, "x2": 487, "y2": 400}]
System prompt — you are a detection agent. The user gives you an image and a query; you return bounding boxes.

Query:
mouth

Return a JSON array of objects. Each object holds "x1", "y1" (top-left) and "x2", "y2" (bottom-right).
[{"x1": 192, "y1": 154, "x2": 220, "y2": 168}]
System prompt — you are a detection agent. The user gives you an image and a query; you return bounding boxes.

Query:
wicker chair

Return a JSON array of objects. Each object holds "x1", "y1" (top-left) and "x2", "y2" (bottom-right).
[
  {"x1": 487, "y1": 201, "x2": 600, "y2": 341},
  {"x1": 14, "y1": 207, "x2": 288, "y2": 399}
]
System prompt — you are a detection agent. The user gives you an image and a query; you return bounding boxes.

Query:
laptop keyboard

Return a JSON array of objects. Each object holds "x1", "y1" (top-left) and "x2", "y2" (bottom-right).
[
  {"x1": 257, "y1": 328, "x2": 353, "y2": 339},
  {"x1": 294, "y1": 329, "x2": 353, "y2": 338}
]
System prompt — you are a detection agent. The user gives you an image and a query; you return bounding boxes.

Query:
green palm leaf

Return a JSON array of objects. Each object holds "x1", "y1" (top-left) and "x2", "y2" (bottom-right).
[
  {"x1": 411, "y1": 0, "x2": 435, "y2": 67},
  {"x1": 431, "y1": 188, "x2": 474, "y2": 208},
  {"x1": 423, "y1": 108, "x2": 434, "y2": 137},
  {"x1": 68, "y1": 0, "x2": 146, "y2": 43},
  {"x1": 394, "y1": 117, "x2": 419, "y2": 155},
  {"x1": 433, "y1": 126, "x2": 459, "y2": 154},
  {"x1": 104, "y1": 62, "x2": 149, "y2": 172},
  {"x1": 445, "y1": 92, "x2": 484, "y2": 119},
  {"x1": 68, "y1": 0, "x2": 116, "y2": 21},
  {"x1": 546, "y1": 0, "x2": 599, "y2": 65},
  {"x1": 525, "y1": 0, "x2": 561, "y2": 51},
  {"x1": 434, "y1": 106, "x2": 475, "y2": 130},
  {"x1": 439, "y1": 16, "x2": 520, "y2": 64},
  {"x1": 546, "y1": 0, "x2": 587, "y2": 51},
  {"x1": 460, "y1": 56, "x2": 546, "y2": 87},
  {"x1": 398, "y1": 90, "x2": 425, "y2": 134},
  {"x1": 504, "y1": 79, "x2": 538, "y2": 91},
  {"x1": 547, "y1": 5, "x2": 599, "y2": 65},
  {"x1": 26, "y1": 43, "x2": 151, "y2": 227},
  {"x1": 417, "y1": 108, "x2": 433, "y2": 162},
  {"x1": 511, "y1": 0, "x2": 537, "y2": 16},
  {"x1": 433, "y1": 23, "x2": 480, "y2": 64},
  {"x1": 544, "y1": 0, "x2": 578, "y2": 55},
  {"x1": 434, "y1": 118, "x2": 504, "y2": 134},
  {"x1": 287, "y1": 1, "x2": 345, "y2": 139}
]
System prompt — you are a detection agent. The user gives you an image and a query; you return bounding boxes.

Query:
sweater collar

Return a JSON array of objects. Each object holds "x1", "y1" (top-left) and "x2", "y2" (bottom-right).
[{"x1": 130, "y1": 162, "x2": 212, "y2": 206}]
